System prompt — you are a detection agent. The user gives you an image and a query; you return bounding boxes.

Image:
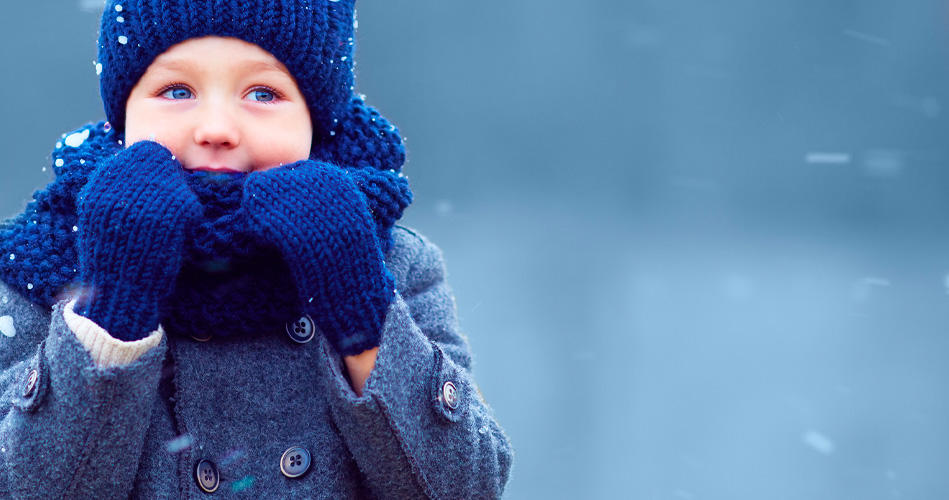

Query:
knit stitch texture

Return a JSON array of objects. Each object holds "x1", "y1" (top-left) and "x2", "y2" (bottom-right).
[
  {"x1": 97, "y1": 1, "x2": 408, "y2": 180},
  {"x1": 0, "y1": 122, "x2": 411, "y2": 343},
  {"x1": 74, "y1": 141, "x2": 202, "y2": 341},
  {"x1": 0, "y1": 227, "x2": 514, "y2": 498},
  {"x1": 98, "y1": 0, "x2": 357, "y2": 137},
  {"x1": 2, "y1": 0, "x2": 413, "y2": 342},
  {"x1": 243, "y1": 160, "x2": 396, "y2": 355}
]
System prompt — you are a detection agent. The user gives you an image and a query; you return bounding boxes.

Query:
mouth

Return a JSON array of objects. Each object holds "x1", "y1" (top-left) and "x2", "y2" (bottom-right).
[{"x1": 189, "y1": 165, "x2": 245, "y2": 174}]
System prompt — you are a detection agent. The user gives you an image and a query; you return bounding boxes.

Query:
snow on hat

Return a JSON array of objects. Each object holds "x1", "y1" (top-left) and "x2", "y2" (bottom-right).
[
  {"x1": 96, "y1": 0, "x2": 406, "y2": 173},
  {"x1": 97, "y1": 0, "x2": 356, "y2": 138}
]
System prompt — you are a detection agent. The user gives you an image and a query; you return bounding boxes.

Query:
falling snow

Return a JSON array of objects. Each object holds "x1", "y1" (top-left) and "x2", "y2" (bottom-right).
[
  {"x1": 805, "y1": 152, "x2": 851, "y2": 164},
  {"x1": 894, "y1": 94, "x2": 941, "y2": 118},
  {"x1": 844, "y1": 29, "x2": 892, "y2": 46},
  {"x1": 803, "y1": 429, "x2": 835, "y2": 454},
  {"x1": 55, "y1": 159, "x2": 64, "y2": 167},
  {"x1": 78, "y1": 0, "x2": 103, "y2": 10},
  {"x1": 26, "y1": 283, "x2": 33, "y2": 290},
  {"x1": 863, "y1": 149, "x2": 904, "y2": 178},
  {"x1": 852, "y1": 276, "x2": 891, "y2": 302},
  {"x1": 862, "y1": 277, "x2": 890, "y2": 287},
  {"x1": 219, "y1": 448, "x2": 247, "y2": 466},
  {"x1": 165, "y1": 434, "x2": 193, "y2": 453},
  {"x1": 0, "y1": 316, "x2": 15, "y2": 338},
  {"x1": 65, "y1": 129, "x2": 90, "y2": 148},
  {"x1": 435, "y1": 199, "x2": 453, "y2": 217},
  {"x1": 230, "y1": 476, "x2": 255, "y2": 492},
  {"x1": 118, "y1": 35, "x2": 128, "y2": 45}
]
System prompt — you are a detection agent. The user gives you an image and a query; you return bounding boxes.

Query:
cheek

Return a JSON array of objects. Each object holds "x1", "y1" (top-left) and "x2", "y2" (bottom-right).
[
  {"x1": 124, "y1": 105, "x2": 188, "y2": 154},
  {"x1": 282, "y1": 112, "x2": 314, "y2": 163},
  {"x1": 272, "y1": 102, "x2": 313, "y2": 164},
  {"x1": 251, "y1": 118, "x2": 313, "y2": 170},
  {"x1": 292, "y1": 127, "x2": 313, "y2": 161},
  {"x1": 124, "y1": 98, "x2": 156, "y2": 146}
]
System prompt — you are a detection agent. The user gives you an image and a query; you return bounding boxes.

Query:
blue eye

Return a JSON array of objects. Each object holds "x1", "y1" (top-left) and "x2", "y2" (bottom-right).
[
  {"x1": 248, "y1": 89, "x2": 276, "y2": 102},
  {"x1": 162, "y1": 87, "x2": 193, "y2": 100}
]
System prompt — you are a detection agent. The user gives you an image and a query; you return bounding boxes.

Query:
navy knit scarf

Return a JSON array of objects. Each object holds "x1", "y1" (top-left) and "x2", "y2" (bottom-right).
[
  {"x1": 0, "y1": 120, "x2": 410, "y2": 339},
  {"x1": 165, "y1": 171, "x2": 301, "y2": 339}
]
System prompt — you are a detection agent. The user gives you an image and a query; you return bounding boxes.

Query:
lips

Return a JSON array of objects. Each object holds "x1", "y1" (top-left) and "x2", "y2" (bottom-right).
[{"x1": 190, "y1": 165, "x2": 245, "y2": 174}]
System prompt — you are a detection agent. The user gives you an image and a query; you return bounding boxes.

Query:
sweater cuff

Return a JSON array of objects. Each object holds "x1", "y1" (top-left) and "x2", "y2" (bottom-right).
[{"x1": 63, "y1": 299, "x2": 163, "y2": 368}]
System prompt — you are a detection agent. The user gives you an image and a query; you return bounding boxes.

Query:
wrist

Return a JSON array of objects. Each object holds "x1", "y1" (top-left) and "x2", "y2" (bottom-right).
[{"x1": 343, "y1": 347, "x2": 378, "y2": 397}]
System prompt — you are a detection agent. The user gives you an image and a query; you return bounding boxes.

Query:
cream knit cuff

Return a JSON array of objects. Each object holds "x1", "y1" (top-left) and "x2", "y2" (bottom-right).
[{"x1": 64, "y1": 299, "x2": 163, "y2": 368}]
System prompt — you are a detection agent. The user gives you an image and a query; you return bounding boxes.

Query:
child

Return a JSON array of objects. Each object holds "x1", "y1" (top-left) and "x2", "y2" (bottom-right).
[{"x1": 0, "y1": 0, "x2": 512, "y2": 498}]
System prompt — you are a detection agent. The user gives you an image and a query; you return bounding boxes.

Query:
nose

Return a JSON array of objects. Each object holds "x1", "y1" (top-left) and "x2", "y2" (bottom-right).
[{"x1": 193, "y1": 101, "x2": 240, "y2": 149}]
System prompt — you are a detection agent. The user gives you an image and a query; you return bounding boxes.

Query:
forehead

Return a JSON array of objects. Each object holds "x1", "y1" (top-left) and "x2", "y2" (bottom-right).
[{"x1": 146, "y1": 36, "x2": 293, "y2": 78}]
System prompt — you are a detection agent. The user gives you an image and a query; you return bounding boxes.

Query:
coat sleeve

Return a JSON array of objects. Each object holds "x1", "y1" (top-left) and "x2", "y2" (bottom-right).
[
  {"x1": 318, "y1": 227, "x2": 513, "y2": 499},
  {"x1": 0, "y1": 281, "x2": 167, "y2": 500}
]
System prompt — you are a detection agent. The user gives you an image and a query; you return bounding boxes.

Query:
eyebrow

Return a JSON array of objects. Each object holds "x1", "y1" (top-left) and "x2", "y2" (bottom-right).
[
  {"x1": 147, "y1": 58, "x2": 293, "y2": 79},
  {"x1": 236, "y1": 59, "x2": 293, "y2": 77}
]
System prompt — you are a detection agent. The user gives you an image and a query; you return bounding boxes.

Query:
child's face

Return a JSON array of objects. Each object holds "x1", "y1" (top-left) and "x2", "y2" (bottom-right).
[{"x1": 125, "y1": 36, "x2": 313, "y2": 173}]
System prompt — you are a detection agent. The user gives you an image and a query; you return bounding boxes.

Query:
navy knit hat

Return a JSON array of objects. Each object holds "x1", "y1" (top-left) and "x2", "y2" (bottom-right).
[{"x1": 97, "y1": 0, "x2": 356, "y2": 138}]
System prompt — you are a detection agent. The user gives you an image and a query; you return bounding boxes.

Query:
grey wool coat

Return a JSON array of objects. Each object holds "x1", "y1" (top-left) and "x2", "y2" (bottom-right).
[{"x1": 0, "y1": 226, "x2": 512, "y2": 499}]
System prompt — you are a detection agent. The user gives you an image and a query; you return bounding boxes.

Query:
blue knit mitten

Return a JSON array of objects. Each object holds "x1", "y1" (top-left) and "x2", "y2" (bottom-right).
[
  {"x1": 242, "y1": 161, "x2": 395, "y2": 356},
  {"x1": 74, "y1": 141, "x2": 202, "y2": 341},
  {"x1": 342, "y1": 166, "x2": 411, "y2": 255},
  {"x1": 310, "y1": 96, "x2": 413, "y2": 255}
]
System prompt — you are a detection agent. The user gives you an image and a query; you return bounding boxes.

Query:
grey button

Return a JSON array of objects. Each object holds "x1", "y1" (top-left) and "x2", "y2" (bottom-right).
[
  {"x1": 442, "y1": 381, "x2": 459, "y2": 410},
  {"x1": 23, "y1": 369, "x2": 37, "y2": 398},
  {"x1": 280, "y1": 447, "x2": 312, "y2": 478},
  {"x1": 286, "y1": 315, "x2": 316, "y2": 343},
  {"x1": 194, "y1": 459, "x2": 219, "y2": 493}
]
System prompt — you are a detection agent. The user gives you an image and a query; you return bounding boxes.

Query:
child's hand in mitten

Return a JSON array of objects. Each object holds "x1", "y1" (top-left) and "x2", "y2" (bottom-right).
[
  {"x1": 241, "y1": 160, "x2": 394, "y2": 357},
  {"x1": 74, "y1": 141, "x2": 202, "y2": 341},
  {"x1": 341, "y1": 166, "x2": 412, "y2": 255}
]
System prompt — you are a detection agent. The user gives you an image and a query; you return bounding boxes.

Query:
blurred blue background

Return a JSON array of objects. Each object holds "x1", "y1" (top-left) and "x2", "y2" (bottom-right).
[{"x1": 3, "y1": 1, "x2": 949, "y2": 498}]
